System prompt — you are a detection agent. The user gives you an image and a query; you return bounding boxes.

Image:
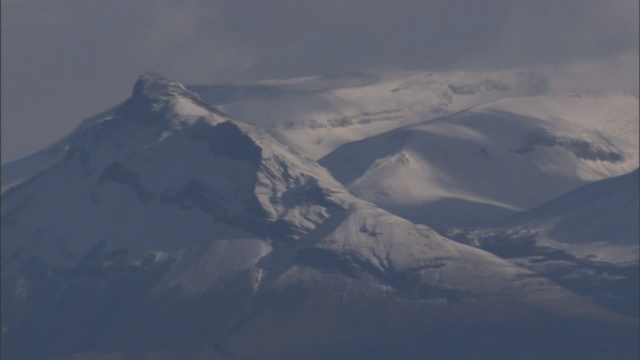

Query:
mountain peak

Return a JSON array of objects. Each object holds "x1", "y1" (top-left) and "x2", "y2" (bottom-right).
[
  {"x1": 131, "y1": 71, "x2": 193, "y2": 102},
  {"x1": 117, "y1": 72, "x2": 223, "y2": 125}
]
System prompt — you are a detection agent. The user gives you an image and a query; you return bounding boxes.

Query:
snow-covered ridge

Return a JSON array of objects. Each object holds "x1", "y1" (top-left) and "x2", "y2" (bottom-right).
[{"x1": 1, "y1": 72, "x2": 222, "y2": 195}]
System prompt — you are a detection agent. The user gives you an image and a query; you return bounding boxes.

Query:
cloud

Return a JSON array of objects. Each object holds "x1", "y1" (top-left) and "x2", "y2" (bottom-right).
[
  {"x1": 204, "y1": 0, "x2": 638, "y2": 76},
  {"x1": 1, "y1": 0, "x2": 638, "y2": 163},
  {"x1": 467, "y1": 0, "x2": 639, "y2": 69}
]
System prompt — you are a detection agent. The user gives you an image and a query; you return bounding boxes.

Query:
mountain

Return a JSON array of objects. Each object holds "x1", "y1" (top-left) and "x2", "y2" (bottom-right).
[
  {"x1": 320, "y1": 94, "x2": 639, "y2": 231},
  {"x1": 1, "y1": 73, "x2": 638, "y2": 360},
  {"x1": 190, "y1": 69, "x2": 551, "y2": 160},
  {"x1": 448, "y1": 170, "x2": 640, "y2": 317}
]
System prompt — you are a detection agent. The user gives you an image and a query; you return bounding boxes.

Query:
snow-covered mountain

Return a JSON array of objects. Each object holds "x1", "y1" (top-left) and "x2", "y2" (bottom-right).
[
  {"x1": 320, "y1": 94, "x2": 639, "y2": 231},
  {"x1": 2, "y1": 73, "x2": 637, "y2": 360}
]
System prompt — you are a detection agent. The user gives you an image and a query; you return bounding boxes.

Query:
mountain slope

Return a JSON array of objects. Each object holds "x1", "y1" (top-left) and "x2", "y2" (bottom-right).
[
  {"x1": 1, "y1": 107, "x2": 119, "y2": 194},
  {"x1": 1, "y1": 73, "x2": 638, "y2": 360},
  {"x1": 320, "y1": 94, "x2": 639, "y2": 231},
  {"x1": 448, "y1": 170, "x2": 639, "y2": 317},
  {"x1": 501, "y1": 168, "x2": 639, "y2": 247}
]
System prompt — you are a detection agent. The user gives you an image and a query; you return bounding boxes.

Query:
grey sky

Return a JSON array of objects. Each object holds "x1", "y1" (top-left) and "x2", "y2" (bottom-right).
[{"x1": 2, "y1": 0, "x2": 638, "y2": 164}]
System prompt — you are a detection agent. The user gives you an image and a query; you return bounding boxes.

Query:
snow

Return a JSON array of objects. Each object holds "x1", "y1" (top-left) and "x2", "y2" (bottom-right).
[
  {"x1": 163, "y1": 238, "x2": 273, "y2": 293},
  {"x1": 1, "y1": 109, "x2": 117, "y2": 194},
  {"x1": 321, "y1": 94, "x2": 639, "y2": 230},
  {"x1": 308, "y1": 203, "x2": 535, "y2": 294},
  {"x1": 193, "y1": 69, "x2": 552, "y2": 160},
  {"x1": 511, "y1": 170, "x2": 637, "y2": 244},
  {"x1": 541, "y1": 239, "x2": 639, "y2": 265},
  {"x1": 170, "y1": 97, "x2": 214, "y2": 119},
  {"x1": 1, "y1": 71, "x2": 571, "y2": 299},
  {"x1": 450, "y1": 170, "x2": 639, "y2": 265}
]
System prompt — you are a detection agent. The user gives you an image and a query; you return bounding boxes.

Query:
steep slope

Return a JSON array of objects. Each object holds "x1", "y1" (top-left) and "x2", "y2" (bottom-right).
[
  {"x1": 191, "y1": 69, "x2": 551, "y2": 160},
  {"x1": 1, "y1": 73, "x2": 637, "y2": 360},
  {"x1": 497, "y1": 169, "x2": 638, "y2": 247},
  {"x1": 448, "y1": 170, "x2": 640, "y2": 317},
  {"x1": 321, "y1": 94, "x2": 639, "y2": 231},
  {"x1": 1, "y1": 107, "x2": 119, "y2": 194}
]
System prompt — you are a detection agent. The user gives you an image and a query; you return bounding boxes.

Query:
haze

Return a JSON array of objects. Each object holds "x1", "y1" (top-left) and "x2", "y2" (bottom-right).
[{"x1": 1, "y1": 0, "x2": 638, "y2": 163}]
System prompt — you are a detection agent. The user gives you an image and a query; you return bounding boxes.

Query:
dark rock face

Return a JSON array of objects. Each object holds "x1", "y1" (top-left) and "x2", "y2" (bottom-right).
[
  {"x1": 474, "y1": 233, "x2": 640, "y2": 318},
  {"x1": 187, "y1": 121, "x2": 262, "y2": 164},
  {"x1": 99, "y1": 162, "x2": 154, "y2": 202},
  {"x1": 516, "y1": 128, "x2": 624, "y2": 162}
]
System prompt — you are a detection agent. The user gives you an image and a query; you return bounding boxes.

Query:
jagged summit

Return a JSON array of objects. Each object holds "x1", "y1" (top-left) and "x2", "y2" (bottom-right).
[
  {"x1": 118, "y1": 72, "x2": 225, "y2": 126},
  {"x1": 131, "y1": 71, "x2": 192, "y2": 102}
]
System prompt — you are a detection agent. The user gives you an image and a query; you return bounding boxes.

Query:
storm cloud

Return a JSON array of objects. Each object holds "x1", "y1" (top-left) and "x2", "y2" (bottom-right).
[{"x1": 2, "y1": 0, "x2": 638, "y2": 163}]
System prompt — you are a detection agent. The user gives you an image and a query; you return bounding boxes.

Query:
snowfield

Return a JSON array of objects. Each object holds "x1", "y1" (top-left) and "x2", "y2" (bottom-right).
[
  {"x1": 192, "y1": 69, "x2": 551, "y2": 160},
  {"x1": 321, "y1": 94, "x2": 638, "y2": 230}
]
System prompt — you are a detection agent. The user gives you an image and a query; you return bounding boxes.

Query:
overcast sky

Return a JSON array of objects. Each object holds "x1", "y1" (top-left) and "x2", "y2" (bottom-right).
[{"x1": 2, "y1": 0, "x2": 638, "y2": 163}]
